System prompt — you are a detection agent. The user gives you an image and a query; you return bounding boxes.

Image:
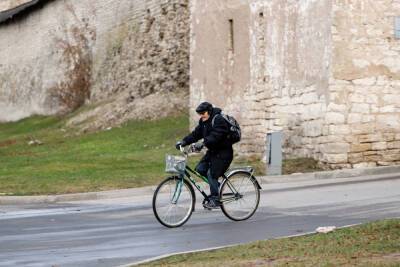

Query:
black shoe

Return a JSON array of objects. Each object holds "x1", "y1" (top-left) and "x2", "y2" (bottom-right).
[{"x1": 203, "y1": 198, "x2": 221, "y2": 210}]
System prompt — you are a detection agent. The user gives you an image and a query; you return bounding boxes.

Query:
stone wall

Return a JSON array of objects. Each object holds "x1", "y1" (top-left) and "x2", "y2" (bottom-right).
[
  {"x1": 241, "y1": 0, "x2": 332, "y2": 162},
  {"x1": 0, "y1": 0, "x2": 189, "y2": 126},
  {"x1": 190, "y1": 0, "x2": 400, "y2": 168},
  {"x1": 323, "y1": 0, "x2": 400, "y2": 168}
]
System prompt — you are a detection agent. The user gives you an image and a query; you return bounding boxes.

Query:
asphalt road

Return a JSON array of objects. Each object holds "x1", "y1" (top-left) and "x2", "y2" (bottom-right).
[{"x1": 0, "y1": 175, "x2": 399, "y2": 267}]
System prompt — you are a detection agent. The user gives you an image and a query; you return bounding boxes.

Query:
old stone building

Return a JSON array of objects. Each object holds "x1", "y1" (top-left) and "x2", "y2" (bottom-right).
[
  {"x1": 190, "y1": 0, "x2": 400, "y2": 168},
  {"x1": 0, "y1": 0, "x2": 189, "y2": 129},
  {"x1": 1, "y1": 0, "x2": 400, "y2": 168}
]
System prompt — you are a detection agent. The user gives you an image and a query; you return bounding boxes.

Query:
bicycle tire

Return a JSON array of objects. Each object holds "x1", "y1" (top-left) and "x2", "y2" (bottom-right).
[
  {"x1": 152, "y1": 176, "x2": 195, "y2": 228},
  {"x1": 220, "y1": 172, "x2": 260, "y2": 221}
]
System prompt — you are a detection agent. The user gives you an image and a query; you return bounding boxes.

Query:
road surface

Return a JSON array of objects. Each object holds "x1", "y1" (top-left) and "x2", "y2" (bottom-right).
[{"x1": 0, "y1": 175, "x2": 399, "y2": 267}]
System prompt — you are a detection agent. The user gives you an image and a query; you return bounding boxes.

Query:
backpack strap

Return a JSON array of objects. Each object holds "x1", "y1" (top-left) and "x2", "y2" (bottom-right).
[
  {"x1": 211, "y1": 113, "x2": 230, "y2": 127},
  {"x1": 211, "y1": 114, "x2": 220, "y2": 127}
]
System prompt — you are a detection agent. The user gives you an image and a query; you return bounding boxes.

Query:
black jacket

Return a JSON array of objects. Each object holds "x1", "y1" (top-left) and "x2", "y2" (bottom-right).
[{"x1": 183, "y1": 108, "x2": 233, "y2": 159}]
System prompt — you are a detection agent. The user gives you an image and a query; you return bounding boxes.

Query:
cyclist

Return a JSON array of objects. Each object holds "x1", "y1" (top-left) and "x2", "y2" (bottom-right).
[{"x1": 176, "y1": 102, "x2": 233, "y2": 209}]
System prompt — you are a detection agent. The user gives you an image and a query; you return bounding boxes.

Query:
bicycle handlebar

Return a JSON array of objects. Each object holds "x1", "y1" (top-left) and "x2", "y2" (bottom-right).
[{"x1": 178, "y1": 143, "x2": 202, "y2": 156}]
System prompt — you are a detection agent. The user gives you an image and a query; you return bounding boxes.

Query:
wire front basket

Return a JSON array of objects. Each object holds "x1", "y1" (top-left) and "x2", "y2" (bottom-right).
[{"x1": 165, "y1": 155, "x2": 187, "y2": 173}]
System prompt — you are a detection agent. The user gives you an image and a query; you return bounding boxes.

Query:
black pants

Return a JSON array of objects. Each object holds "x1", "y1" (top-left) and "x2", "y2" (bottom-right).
[{"x1": 195, "y1": 153, "x2": 233, "y2": 198}]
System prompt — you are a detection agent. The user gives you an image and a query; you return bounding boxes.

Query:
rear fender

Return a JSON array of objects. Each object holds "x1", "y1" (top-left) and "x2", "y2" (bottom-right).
[{"x1": 224, "y1": 169, "x2": 262, "y2": 190}]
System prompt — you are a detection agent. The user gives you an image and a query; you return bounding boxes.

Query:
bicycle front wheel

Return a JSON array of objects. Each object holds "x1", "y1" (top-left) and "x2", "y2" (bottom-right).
[
  {"x1": 152, "y1": 176, "x2": 195, "y2": 228},
  {"x1": 220, "y1": 172, "x2": 260, "y2": 221}
]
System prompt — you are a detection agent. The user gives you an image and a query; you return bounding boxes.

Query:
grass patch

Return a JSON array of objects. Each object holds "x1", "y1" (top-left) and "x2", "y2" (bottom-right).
[
  {"x1": 139, "y1": 219, "x2": 400, "y2": 266},
  {"x1": 0, "y1": 115, "x2": 189, "y2": 195},
  {"x1": 0, "y1": 115, "x2": 264, "y2": 195},
  {"x1": 0, "y1": 115, "x2": 325, "y2": 195},
  {"x1": 283, "y1": 157, "x2": 323, "y2": 174}
]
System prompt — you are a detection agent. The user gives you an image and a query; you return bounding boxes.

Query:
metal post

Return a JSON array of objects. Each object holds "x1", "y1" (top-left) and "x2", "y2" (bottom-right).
[{"x1": 266, "y1": 132, "x2": 282, "y2": 175}]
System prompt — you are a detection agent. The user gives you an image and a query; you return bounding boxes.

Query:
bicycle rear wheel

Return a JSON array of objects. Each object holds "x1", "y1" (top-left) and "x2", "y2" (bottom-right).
[
  {"x1": 220, "y1": 172, "x2": 260, "y2": 221},
  {"x1": 152, "y1": 176, "x2": 195, "y2": 228}
]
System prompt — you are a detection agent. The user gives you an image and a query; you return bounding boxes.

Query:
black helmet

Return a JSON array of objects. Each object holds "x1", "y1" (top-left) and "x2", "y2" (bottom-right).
[{"x1": 195, "y1": 102, "x2": 213, "y2": 113}]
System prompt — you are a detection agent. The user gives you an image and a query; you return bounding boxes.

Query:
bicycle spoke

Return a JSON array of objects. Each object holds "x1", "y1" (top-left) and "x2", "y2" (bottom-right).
[
  {"x1": 153, "y1": 176, "x2": 194, "y2": 227},
  {"x1": 220, "y1": 173, "x2": 260, "y2": 221}
]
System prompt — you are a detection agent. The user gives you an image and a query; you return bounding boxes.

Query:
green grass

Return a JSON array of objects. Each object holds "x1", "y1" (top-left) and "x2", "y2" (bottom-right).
[
  {"x1": 0, "y1": 114, "x2": 324, "y2": 195},
  {"x1": 283, "y1": 157, "x2": 323, "y2": 174},
  {"x1": 0, "y1": 115, "x2": 189, "y2": 195},
  {"x1": 139, "y1": 219, "x2": 400, "y2": 266}
]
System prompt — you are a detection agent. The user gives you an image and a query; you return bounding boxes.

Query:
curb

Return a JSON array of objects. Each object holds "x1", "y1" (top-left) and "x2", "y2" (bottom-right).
[
  {"x1": 0, "y1": 186, "x2": 156, "y2": 205},
  {"x1": 1, "y1": 165, "x2": 399, "y2": 205},
  {"x1": 121, "y1": 219, "x2": 400, "y2": 267},
  {"x1": 258, "y1": 165, "x2": 400, "y2": 184}
]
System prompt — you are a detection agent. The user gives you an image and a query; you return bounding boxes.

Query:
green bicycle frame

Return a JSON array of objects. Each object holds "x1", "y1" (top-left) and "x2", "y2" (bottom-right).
[{"x1": 172, "y1": 164, "x2": 243, "y2": 204}]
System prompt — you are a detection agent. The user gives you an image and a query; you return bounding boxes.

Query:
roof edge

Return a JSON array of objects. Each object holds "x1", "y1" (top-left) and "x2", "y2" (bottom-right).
[{"x1": 0, "y1": 0, "x2": 54, "y2": 25}]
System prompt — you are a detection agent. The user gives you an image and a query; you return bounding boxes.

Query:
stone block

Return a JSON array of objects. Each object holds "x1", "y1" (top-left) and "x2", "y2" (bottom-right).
[
  {"x1": 387, "y1": 141, "x2": 400, "y2": 149},
  {"x1": 383, "y1": 94, "x2": 400, "y2": 105},
  {"x1": 351, "y1": 103, "x2": 370, "y2": 113},
  {"x1": 322, "y1": 125, "x2": 330, "y2": 135},
  {"x1": 349, "y1": 93, "x2": 365, "y2": 103},
  {"x1": 379, "y1": 106, "x2": 396, "y2": 113},
  {"x1": 371, "y1": 142, "x2": 387, "y2": 150},
  {"x1": 364, "y1": 154, "x2": 382, "y2": 162},
  {"x1": 329, "y1": 124, "x2": 351, "y2": 135},
  {"x1": 323, "y1": 153, "x2": 348, "y2": 164},
  {"x1": 351, "y1": 123, "x2": 375, "y2": 135},
  {"x1": 327, "y1": 163, "x2": 351, "y2": 169},
  {"x1": 376, "y1": 76, "x2": 388, "y2": 86},
  {"x1": 365, "y1": 94, "x2": 378, "y2": 104},
  {"x1": 320, "y1": 143, "x2": 350, "y2": 154},
  {"x1": 353, "y1": 162, "x2": 377, "y2": 168},
  {"x1": 303, "y1": 120, "x2": 323, "y2": 137},
  {"x1": 302, "y1": 104, "x2": 325, "y2": 121},
  {"x1": 351, "y1": 143, "x2": 372, "y2": 153},
  {"x1": 380, "y1": 149, "x2": 400, "y2": 161},
  {"x1": 348, "y1": 113, "x2": 362, "y2": 123},
  {"x1": 362, "y1": 115, "x2": 375, "y2": 123},
  {"x1": 377, "y1": 161, "x2": 397, "y2": 166},
  {"x1": 327, "y1": 103, "x2": 347, "y2": 112},
  {"x1": 318, "y1": 135, "x2": 347, "y2": 144},
  {"x1": 348, "y1": 152, "x2": 363, "y2": 164},
  {"x1": 383, "y1": 133, "x2": 396, "y2": 141},
  {"x1": 371, "y1": 105, "x2": 380, "y2": 113},
  {"x1": 358, "y1": 134, "x2": 381, "y2": 143},
  {"x1": 377, "y1": 114, "x2": 400, "y2": 128},
  {"x1": 325, "y1": 112, "x2": 345, "y2": 124},
  {"x1": 301, "y1": 93, "x2": 318, "y2": 104},
  {"x1": 352, "y1": 77, "x2": 376, "y2": 86}
]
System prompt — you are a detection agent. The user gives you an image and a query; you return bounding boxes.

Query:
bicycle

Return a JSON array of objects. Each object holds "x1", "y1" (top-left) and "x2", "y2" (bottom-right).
[{"x1": 152, "y1": 144, "x2": 262, "y2": 228}]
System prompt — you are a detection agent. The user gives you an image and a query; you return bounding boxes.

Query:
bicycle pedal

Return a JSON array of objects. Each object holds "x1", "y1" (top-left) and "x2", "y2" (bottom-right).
[{"x1": 203, "y1": 205, "x2": 212, "y2": 210}]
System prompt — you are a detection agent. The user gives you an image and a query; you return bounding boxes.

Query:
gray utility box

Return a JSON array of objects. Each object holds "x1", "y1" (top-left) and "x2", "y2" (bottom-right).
[{"x1": 266, "y1": 132, "x2": 282, "y2": 176}]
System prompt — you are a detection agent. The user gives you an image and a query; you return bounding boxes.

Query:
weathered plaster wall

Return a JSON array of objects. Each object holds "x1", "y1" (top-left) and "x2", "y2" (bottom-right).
[
  {"x1": 190, "y1": 0, "x2": 332, "y2": 160},
  {"x1": 0, "y1": 0, "x2": 189, "y2": 126},
  {"x1": 242, "y1": 0, "x2": 332, "y2": 161},
  {"x1": 190, "y1": 0, "x2": 251, "y2": 127},
  {"x1": 0, "y1": 0, "x2": 93, "y2": 121}
]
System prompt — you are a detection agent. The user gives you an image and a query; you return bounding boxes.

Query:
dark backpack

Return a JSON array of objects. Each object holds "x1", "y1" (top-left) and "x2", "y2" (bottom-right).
[{"x1": 212, "y1": 113, "x2": 241, "y2": 144}]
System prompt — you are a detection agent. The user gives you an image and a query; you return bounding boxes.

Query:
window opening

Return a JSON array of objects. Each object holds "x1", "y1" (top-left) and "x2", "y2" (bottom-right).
[{"x1": 229, "y1": 19, "x2": 234, "y2": 52}]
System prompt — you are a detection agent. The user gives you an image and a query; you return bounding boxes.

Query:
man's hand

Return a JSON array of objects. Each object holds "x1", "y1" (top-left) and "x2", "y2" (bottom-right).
[
  {"x1": 193, "y1": 142, "x2": 204, "y2": 152},
  {"x1": 175, "y1": 140, "x2": 186, "y2": 150}
]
